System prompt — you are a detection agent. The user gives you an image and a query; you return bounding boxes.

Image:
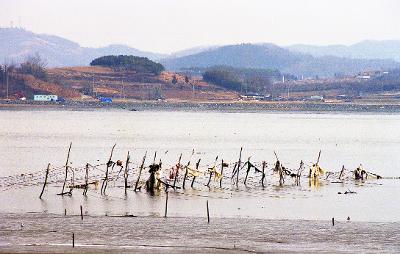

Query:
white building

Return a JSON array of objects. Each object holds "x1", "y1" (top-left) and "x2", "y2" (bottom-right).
[
  {"x1": 33, "y1": 95, "x2": 58, "y2": 101},
  {"x1": 310, "y1": 95, "x2": 324, "y2": 101}
]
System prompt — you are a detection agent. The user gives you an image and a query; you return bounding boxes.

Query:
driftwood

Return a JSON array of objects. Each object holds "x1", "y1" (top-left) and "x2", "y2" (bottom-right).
[
  {"x1": 60, "y1": 142, "x2": 72, "y2": 195},
  {"x1": 39, "y1": 163, "x2": 50, "y2": 199},
  {"x1": 57, "y1": 190, "x2": 72, "y2": 196},
  {"x1": 158, "y1": 179, "x2": 181, "y2": 189}
]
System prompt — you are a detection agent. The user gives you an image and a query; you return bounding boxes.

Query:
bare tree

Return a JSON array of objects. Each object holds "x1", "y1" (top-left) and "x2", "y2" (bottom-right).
[{"x1": 20, "y1": 53, "x2": 48, "y2": 81}]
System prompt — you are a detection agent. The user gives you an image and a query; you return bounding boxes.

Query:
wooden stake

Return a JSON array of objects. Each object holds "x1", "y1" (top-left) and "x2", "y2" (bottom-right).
[
  {"x1": 124, "y1": 151, "x2": 130, "y2": 195},
  {"x1": 60, "y1": 142, "x2": 72, "y2": 195},
  {"x1": 191, "y1": 159, "x2": 201, "y2": 188},
  {"x1": 206, "y1": 170, "x2": 213, "y2": 187},
  {"x1": 339, "y1": 165, "x2": 345, "y2": 180},
  {"x1": 164, "y1": 192, "x2": 169, "y2": 217},
  {"x1": 83, "y1": 163, "x2": 89, "y2": 196},
  {"x1": 101, "y1": 144, "x2": 116, "y2": 195},
  {"x1": 207, "y1": 156, "x2": 219, "y2": 188},
  {"x1": 219, "y1": 160, "x2": 225, "y2": 188},
  {"x1": 64, "y1": 209, "x2": 67, "y2": 216},
  {"x1": 153, "y1": 151, "x2": 157, "y2": 164},
  {"x1": 236, "y1": 147, "x2": 242, "y2": 187},
  {"x1": 244, "y1": 158, "x2": 251, "y2": 185},
  {"x1": 206, "y1": 200, "x2": 210, "y2": 224},
  {"x1": 135, "y1": 151, "x2": 147, "y2": 192},
  {"x1": 72, "y1": 233, "x2": 75, "y2": 247},
  {"x1": 39, "y1": 163, "x2": 50, "y2": 199},
  {"x1": 332, "y1": 217, "x2": 335, "y2": 226},
  {"x1": 261, "y1": 161, "x2": 266, "y2": 188},
  {"x1": 183, "y1": 163, "x2": 189, "y2": 189},
  {"x1": 173, "y1": 154, "x2": 182, "y2": 189},
  {"x1": 80, "y1": 205, "x2": 83, "y2": 220},
  {"x1": 316, "y1": 150, "x2": 322, "y2": 165}
]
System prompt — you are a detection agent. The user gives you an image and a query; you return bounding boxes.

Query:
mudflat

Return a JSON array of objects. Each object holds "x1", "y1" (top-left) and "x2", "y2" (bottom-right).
[{"x1": 1, "y1": 213, "x2": 399, "y2": 253}]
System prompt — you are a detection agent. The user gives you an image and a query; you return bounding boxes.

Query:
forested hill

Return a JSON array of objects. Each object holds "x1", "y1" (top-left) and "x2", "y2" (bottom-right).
[
  {"x1": 90, "y1": 55, "x2": 165, "y2": 75},
  {"x1": 162, "y1": 43, "x2": 400, "y2": 78}
]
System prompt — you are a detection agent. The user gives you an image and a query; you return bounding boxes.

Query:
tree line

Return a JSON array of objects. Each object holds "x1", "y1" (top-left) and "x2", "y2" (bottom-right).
[{"x1": 202, "y1": 66, "x2": 281, "y2": 94}]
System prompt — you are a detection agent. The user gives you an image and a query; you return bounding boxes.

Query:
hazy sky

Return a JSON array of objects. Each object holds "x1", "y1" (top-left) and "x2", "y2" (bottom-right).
[{"x1": 1, "y1": 0, "x2": 399, "y2": 53}]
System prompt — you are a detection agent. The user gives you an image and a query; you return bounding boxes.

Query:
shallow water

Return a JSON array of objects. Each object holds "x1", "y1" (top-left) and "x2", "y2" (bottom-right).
[{"x1": 0, "y1": 109, "x2": 400, "y2": 221}]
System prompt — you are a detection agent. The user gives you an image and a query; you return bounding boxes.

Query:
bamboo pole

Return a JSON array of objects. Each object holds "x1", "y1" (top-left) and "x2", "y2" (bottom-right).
[
  {"x1": 60, "y1": 143, "x2": 72, "y2": 195},
  {"x1": 39, "y1": 163, "x2": 50, "y2": 199},
  {"x1": 80, "y1": 205, "x2": 83, "y2": 220},
  {"x1": 134, "y1": 151, "x2": 147, "y2": 192}
]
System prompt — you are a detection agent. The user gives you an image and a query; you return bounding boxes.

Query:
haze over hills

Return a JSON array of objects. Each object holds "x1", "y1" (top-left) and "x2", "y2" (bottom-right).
[
  {"x1": 2, "y1": 28, "x2": 400, "y2": 77},
  {"x1": 0, "y1": 28, "x2": 166, "y2": 66},
  {"x1": 162, "y1": 43, "x2": 400, "y2": 77},
  {"x1": 287, "y1": 40, "x2": 400, "y2": 62}
]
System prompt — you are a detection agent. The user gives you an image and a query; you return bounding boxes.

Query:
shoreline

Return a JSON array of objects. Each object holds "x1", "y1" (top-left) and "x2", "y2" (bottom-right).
[{"x1": 2, "y1": 99, "x2": 400, "y2": 113}]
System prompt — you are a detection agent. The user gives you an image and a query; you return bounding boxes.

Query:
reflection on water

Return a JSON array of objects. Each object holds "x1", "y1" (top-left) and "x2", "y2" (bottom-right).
[{"x1": 0, "y1": 109, "x2": 400, "y2": 222}]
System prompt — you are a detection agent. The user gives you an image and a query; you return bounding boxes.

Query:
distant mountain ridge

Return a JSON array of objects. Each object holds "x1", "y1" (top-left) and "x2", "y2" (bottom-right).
[
  {"x1": 2, "y1": 28, "x2": 400, "y2": 77},
  {"x1": 287, "y1": 40, "x2": 400, "y2": 62},
  {"x1": 0, "y1": 28, "x2": 166, "y2": 67},
  {"x1": 161, "y1": 43, "x2": 400, "y2": 77}
]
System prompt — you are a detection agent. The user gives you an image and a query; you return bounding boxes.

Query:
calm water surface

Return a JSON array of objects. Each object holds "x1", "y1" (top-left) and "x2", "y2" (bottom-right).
[{"x1": 0, "y1": 109, "x2": 399, "y2": 221}]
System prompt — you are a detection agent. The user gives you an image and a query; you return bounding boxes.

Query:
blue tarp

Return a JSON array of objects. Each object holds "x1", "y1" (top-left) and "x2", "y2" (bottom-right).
[{"x1": 99, "y1": 97, "x2": 112, "y2": 103}]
